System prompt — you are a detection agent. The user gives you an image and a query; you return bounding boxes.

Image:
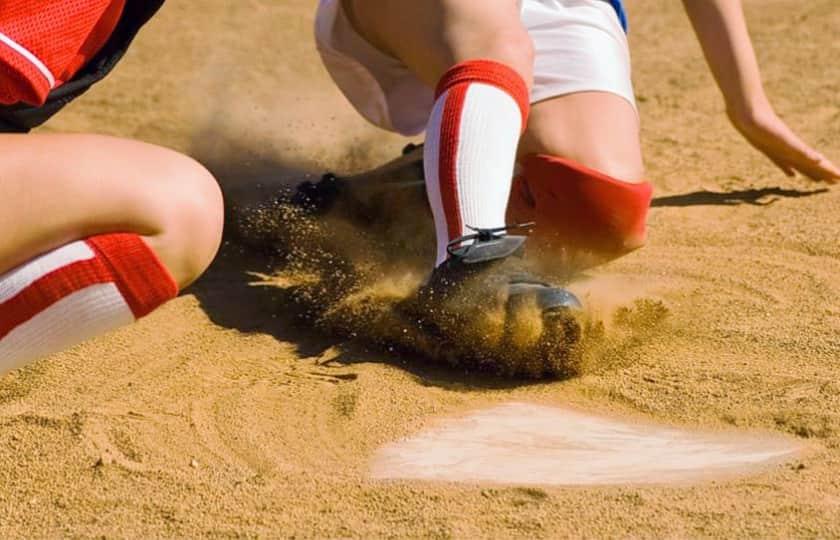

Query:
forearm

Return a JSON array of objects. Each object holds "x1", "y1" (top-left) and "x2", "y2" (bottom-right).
[{"x1": 681, "y1": 0, "x2": 770, "y2": 122}]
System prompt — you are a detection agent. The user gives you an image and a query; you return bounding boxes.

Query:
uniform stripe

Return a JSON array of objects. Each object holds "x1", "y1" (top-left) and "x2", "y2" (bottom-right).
[
  {"x1": 0, "y1": 30, "x2": 56, "y2": 88},
  {"x1": 86, "y1": 234, "x2": 178, "y2": 318},
  {"x1": 607, "y1": 0, "x2": 629, "y2": 31},
  {"x1": 0, "y1": 284, "x2": 132, "y2": 371},
  {"x1": 0, "y1": 234, "x2": 177, "y2": 372},
  {"x1": 423, "y1": 93, "x2": 452, "y2": 266},
  {"x1": 438, "y1": 84, "x2": 469, "y2": 244},
  {"x1": 435, "y1": 59, "x2": 530, "y2": 129},
  {"x1": 0, "y1": 256, "x2": 117, "y2": 340},
  {"x1": 0, "y1": 242, "x2": 94, "y2": 304}
]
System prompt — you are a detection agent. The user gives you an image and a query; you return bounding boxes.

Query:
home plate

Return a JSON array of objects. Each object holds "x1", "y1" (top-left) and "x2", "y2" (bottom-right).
[{"x1": 370, "y1": 402, "x2": 802, "y2": 486}]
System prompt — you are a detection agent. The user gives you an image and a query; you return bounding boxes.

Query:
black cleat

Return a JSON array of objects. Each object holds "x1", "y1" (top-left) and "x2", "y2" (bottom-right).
[
  {"x1": 290, "y1": 172, "x2": 346, "y2": 215},
  {"x1": 418, "y1": 224, "x2": 581, "y2": 309},
  {"x1": 406, "y1": 225, "x2": 583, "y2": 375}
]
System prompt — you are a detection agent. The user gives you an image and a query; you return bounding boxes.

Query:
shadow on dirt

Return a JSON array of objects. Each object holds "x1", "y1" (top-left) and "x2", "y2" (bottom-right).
[
  {"x1": 651, "y1": 187, "x2": 829, "y2": 207},
  {"x1": 189, "y1": 240, "x2": 534, "y2": 391}
]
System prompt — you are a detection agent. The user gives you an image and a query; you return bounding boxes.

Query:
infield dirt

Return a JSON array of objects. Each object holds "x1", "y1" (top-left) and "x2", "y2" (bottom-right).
[{"x1": 1, "y1": 0, "x2": 839, "y2": 537}]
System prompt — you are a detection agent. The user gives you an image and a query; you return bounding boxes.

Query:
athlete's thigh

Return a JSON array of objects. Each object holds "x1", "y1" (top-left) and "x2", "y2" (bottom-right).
[
  {"x1": 344, "y1": 0, "x2": 530, "y2": 86},
  {"x1": 518, "y1": 91, "x2": 645, "y2": 182},
  {"x1": 0, "y1": 133, "x2": 220, "y2": 277}
]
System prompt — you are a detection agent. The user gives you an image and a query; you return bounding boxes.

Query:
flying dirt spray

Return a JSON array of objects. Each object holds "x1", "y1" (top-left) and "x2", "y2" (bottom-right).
[{"x1": 230, "y1": 145, "x2": 669, "y2": 379}]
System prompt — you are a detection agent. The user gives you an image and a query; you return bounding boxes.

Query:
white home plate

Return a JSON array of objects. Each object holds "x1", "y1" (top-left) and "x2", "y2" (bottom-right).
[{"x1": 371, "y1": 402, "x2": 802, "y2": 486}]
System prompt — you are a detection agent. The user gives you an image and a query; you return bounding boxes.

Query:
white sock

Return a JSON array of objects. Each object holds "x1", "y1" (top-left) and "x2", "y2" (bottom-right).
[
  {"x1": 0, "y1": 234, "x2": 178, "y2": 374},
  {"x1": 423, "y1": 59, "x2": 530, "y2": 266}
]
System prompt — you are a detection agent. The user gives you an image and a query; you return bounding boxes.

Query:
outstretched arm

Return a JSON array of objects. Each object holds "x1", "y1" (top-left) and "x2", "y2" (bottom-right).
[{"x1": 682, "y1": 0, "x2": 839, "y2": 182}]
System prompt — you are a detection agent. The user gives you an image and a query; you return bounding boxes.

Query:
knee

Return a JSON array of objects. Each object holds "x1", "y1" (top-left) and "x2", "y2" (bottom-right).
[
  {"x1": 525, "y1": 138, "x2": 646, "y2": 184},
  {"x1": 520, "y1": 94, "x2": 645, "y2": 181},
  {"x1": 151, "y1": 155, "x2": 224, "y2": 288},
  {"x1": 509, "y1": 154, "x2": 653, "y2": 262},
  {"x1": 448, "y1": 13, "x2": 534, "y2": 85},
  {"x1": 567, "y1": 151, "x2": 646, "y2": 185},
  {"x1": 480, "y1": 26, "x2": 535, "y2": 85}
]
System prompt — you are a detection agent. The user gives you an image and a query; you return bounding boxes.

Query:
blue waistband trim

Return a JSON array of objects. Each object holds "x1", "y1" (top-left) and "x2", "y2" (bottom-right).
[{"x1": 608, "y1": 0, "x2": 628, "y2": 32}]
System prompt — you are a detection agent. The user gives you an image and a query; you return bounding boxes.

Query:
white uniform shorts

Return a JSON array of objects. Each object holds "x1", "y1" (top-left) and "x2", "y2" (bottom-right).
[{"x1": 315, "y1": 0, "x2": 635, "y2": 136}]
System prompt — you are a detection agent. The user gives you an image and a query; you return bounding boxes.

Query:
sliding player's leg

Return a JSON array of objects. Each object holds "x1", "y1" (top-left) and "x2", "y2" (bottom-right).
[
  {"x1": 344, "y1": 0, "x2": 534, "y2": 265},
  {"x1": 343, "y1": 1, "x2": 582, "y2": 363}
]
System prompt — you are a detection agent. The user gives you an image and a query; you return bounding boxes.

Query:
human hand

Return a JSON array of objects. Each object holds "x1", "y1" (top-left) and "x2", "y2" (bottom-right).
[{"x1": 728, "y1": 106, "x2": 840, "y2": 183}]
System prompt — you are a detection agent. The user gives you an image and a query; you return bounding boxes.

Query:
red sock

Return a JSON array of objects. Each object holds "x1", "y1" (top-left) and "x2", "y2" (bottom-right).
[{"x1": 0, "y1": 233, "x2": 178, "y2": 373}]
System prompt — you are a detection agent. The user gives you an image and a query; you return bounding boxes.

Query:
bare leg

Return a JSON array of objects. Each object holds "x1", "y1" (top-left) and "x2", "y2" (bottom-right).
[
  {"x1": 519, "y1": 91, "x2": 645, "y2": 182},
  {"x1": 0, "y1": 133, "x2": 224, "y2": 287},
  {"x1": 344, "y1": 0, "x2": 533, "y2": 86}
]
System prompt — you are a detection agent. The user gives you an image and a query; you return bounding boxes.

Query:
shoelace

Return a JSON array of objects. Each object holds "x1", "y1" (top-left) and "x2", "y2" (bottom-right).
[{"x1": 446, "y1": 222, "x2": 535, "y2": 257}]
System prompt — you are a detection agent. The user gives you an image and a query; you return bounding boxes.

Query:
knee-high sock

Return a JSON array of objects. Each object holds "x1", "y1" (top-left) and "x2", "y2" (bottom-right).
[
  {"x1": 424, "y1": 59, "x2": 530, "y2": 266},
  {"x1": 0, "y1": 233, "x2": 178, "y2": 373}
]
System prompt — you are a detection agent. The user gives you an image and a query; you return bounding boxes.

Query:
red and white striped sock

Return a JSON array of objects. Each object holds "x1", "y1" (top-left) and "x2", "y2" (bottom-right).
[
  {"x1": 424, "y1": 59, "x2": 530, "y2": 266},
  {"x1": 0, "y1": 233, "x2": 178, "y2": 373}
]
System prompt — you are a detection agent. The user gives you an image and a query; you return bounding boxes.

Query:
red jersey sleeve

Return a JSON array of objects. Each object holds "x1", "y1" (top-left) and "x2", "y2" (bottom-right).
[{"x1": 0, "y1": 0, "x2": 126, "y2": 106}]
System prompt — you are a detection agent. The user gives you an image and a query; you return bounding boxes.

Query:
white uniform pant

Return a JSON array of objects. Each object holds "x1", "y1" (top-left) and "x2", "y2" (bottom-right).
[{"x1": 315, "y1": 0, "x2": 636, "y2": 136}]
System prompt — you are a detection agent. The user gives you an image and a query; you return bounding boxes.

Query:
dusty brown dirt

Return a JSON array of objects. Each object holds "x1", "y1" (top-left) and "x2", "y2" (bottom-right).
[{"x1": 2, "y1": 0, "x2": 840, "y2": 537}]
